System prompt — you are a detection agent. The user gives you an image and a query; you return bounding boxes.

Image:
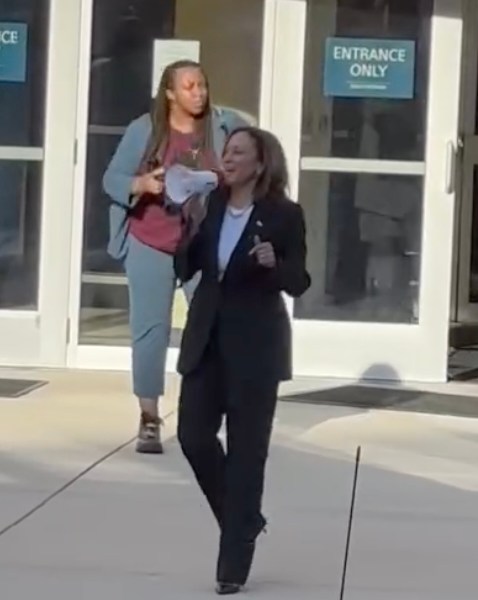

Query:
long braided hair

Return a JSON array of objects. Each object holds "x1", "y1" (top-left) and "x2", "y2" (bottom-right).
[{"x1": 149, "y1": 60, "x2": 214, "y2": 161}]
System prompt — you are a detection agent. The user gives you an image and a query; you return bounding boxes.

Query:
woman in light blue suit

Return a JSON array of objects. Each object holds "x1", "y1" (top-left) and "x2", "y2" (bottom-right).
[{"x1": 103, "y1": 60, "x2": 245, "y2": 454}]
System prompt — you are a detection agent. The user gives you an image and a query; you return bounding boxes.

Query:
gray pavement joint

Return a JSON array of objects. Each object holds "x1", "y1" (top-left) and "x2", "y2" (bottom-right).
[
  {"x1": 0, "y1": 408, "x2": 176, "y2": 539},
  {"x1": 0, "y1": 436, "x2": 136, "y2": 539}
]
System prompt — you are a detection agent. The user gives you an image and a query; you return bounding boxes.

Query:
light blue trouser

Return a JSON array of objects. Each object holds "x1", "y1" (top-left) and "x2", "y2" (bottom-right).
[{"x1": 124, "y1": 235, "x2": 197, "y2": 400}]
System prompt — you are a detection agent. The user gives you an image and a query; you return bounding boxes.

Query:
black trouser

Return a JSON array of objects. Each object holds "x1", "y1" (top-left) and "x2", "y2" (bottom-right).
[{"x1": 178, "y1": 339, "x2": 278, "y2": 585}]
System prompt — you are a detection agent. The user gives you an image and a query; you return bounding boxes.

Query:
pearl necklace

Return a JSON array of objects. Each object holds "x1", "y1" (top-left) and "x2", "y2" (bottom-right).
[{"x1": 227, "y1": 204, "x2": 253, "y2": 219}]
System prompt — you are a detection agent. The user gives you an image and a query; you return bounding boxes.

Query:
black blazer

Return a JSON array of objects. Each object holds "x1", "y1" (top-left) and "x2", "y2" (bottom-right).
[{"x1": 174, "y1": 189, "x2": 311, "y2": 382}]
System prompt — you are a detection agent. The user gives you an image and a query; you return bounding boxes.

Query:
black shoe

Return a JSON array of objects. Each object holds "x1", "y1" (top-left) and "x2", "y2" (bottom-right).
[
  {"x1": 216, "y1": 515, "x2": 268, "y2": 587},
  {"x1": 216, "y1": 582, "x2": 242, "y2": 595},
  {"x1": 216, "y1": 539, "x2": 256, "y2": 589}
]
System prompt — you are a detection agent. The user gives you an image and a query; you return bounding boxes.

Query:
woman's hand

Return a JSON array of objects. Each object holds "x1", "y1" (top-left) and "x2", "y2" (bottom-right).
[
  {"x1": 131, "y1": 167, "x2": 164, "y2": 196},
  {"x1": 249, "y1": 235, "x2": 276, "y2": 269}
]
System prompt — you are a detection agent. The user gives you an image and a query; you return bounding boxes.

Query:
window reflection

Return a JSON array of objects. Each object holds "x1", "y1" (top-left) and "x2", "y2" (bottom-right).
[
  {"x1": 302, "y1": 0, "x2": 432, "y2": 160},
  {"x1": 0, "y1": 0, "x2": 48, "y2": 310},
  {"x1": 294, "y1": 171, "x2": 421, "y2": 323},
  {"x1": 79, "y1": 0, "x2": 265, "y2": 346},
  {"x1": 0, "y1": 161, "x2": 42, "y2": 309},
  {"x1": 0, "y1": 0, "x2": 49, "y2": 146},
  {"x1": 469, "y1": 167, "x2": 478, "y2": 303}
]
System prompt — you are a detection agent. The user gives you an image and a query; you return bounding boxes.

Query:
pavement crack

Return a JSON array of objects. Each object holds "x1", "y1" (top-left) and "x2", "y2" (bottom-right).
[{"x1": 0, "y1": 408, "x2": 175, "y2": 539}]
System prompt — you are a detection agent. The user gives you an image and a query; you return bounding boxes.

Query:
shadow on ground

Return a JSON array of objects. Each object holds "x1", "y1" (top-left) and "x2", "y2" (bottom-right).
[
  {"x1": 281, "y1": 363, "x2": 478, "y2": 420},
  {"x1": 1, "y1": 403, "x2": 478, "y2": 599}
]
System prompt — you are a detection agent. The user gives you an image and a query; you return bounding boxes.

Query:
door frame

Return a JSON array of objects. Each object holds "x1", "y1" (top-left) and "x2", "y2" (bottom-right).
[
  {"x1": 67, "y1": 0, "x2": 464, "y2": 382},
  {"x1": 453, "y1": 0, "x2": 478, "y2": 323},
  {"x1": 270, "y1": 0, "x2": 463, "y2": 382},
  {"x1": 67, "y1": 0, "x2": 279, "y2": 370}
]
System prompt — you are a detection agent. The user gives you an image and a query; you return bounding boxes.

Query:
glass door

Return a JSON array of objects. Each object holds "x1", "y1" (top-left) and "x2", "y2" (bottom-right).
[
  {"x1": 68, "y1": 0, "x2": 274, "y2": 369},
  {"x1": 272, "y1": 0, "x2": 463, "y2": 382},
  {"x1": 0, "y1": 0, "x2": 81, "y2": 367}
]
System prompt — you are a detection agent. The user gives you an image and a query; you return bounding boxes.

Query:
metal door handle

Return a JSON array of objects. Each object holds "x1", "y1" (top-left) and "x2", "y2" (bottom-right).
[{"x1": 445, "y1": 141, "x2": 456, "y2": 194}]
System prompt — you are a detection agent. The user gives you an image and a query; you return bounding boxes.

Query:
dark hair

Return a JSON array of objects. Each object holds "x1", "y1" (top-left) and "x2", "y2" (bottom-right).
[
  {"x1": 225, "y1": 127, "x2": 290, "y2": 199},
  {"x1": 150, "y1": 60, "x2": 213, "y2": 159}
]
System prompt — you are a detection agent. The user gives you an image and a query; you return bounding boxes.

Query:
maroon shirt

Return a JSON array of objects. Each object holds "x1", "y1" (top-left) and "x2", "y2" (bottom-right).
[{"x1": 129, "y1": 129, "x2": 218, "y2": 254}]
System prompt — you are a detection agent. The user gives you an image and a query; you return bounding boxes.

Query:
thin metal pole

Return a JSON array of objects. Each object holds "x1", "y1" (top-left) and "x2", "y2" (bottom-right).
[{"x1": 339, "y1": 446, "x2": 361, "y2": 600}]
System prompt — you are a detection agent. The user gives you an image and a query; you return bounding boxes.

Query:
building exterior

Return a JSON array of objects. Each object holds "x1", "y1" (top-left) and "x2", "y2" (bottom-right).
[{"x1": 0, "y1": 0, "x2": 475, "y2": 383}]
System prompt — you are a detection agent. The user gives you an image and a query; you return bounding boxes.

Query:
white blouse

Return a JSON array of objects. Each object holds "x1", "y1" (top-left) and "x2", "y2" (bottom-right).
[{"x1": 217, "y1": 205, "x2": 254, "y2": 279}]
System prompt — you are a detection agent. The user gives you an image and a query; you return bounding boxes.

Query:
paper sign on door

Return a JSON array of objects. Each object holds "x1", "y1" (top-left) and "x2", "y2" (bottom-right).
[{"x1": 152, "y1": 39, "x2": 201, "y2": 96}]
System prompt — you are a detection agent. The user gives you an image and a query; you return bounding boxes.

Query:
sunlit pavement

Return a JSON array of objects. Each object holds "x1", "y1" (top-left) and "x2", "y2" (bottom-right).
[{"x1": 1, "y1": 369, "x2": 478, "y2": 599}]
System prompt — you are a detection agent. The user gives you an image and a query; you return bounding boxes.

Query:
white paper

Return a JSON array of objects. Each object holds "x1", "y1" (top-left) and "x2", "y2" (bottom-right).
[
  {"x1": 165, "y1": 165, "x2": 218, "y2": 205},
  {"x1": 152, "y1": 39, "x2": 201, "y2": 96}
]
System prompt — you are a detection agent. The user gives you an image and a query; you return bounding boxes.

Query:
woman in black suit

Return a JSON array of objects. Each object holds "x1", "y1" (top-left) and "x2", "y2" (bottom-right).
[{"x1": 175, "y1": 127, "x2": 311, "y2": 595}]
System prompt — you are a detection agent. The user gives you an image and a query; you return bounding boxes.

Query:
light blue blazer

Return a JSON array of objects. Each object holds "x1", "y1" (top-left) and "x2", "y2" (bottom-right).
[{"x1": 103, "y1": 107, "x2": 247, "y2": 261}]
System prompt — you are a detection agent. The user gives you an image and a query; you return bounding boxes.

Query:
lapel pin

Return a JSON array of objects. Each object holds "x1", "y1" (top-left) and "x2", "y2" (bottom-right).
[{"x1": 256, "y1": 220, "x2": 263, "y2": 228}]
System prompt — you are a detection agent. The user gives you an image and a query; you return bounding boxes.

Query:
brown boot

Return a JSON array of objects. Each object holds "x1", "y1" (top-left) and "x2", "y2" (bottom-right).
[{"x1": 136, "y1": 412, "x2": 164, "y2": 454}]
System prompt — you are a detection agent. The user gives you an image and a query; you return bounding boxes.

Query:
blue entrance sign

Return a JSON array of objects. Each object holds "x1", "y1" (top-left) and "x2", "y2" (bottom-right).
[
  {"x1": 0, "y1": 23, "x2": 28, "y2": 83},
  {"x1": 323, "y1": 37, "x2": 416, "y2": 99}
]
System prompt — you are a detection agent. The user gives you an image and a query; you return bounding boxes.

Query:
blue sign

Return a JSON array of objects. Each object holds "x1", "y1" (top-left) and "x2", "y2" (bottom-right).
[
  {"x1": 0, "y1": 23, "x2": 28, "y2": 83},
  {"x1": 323, "y1": 37, "x2": 416, "y2": 99}
]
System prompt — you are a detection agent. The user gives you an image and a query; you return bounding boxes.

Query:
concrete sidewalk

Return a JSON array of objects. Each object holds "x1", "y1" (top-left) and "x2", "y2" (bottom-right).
[{"x1": 1, "y1": 370, "x2": 478, "y2": 599}]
